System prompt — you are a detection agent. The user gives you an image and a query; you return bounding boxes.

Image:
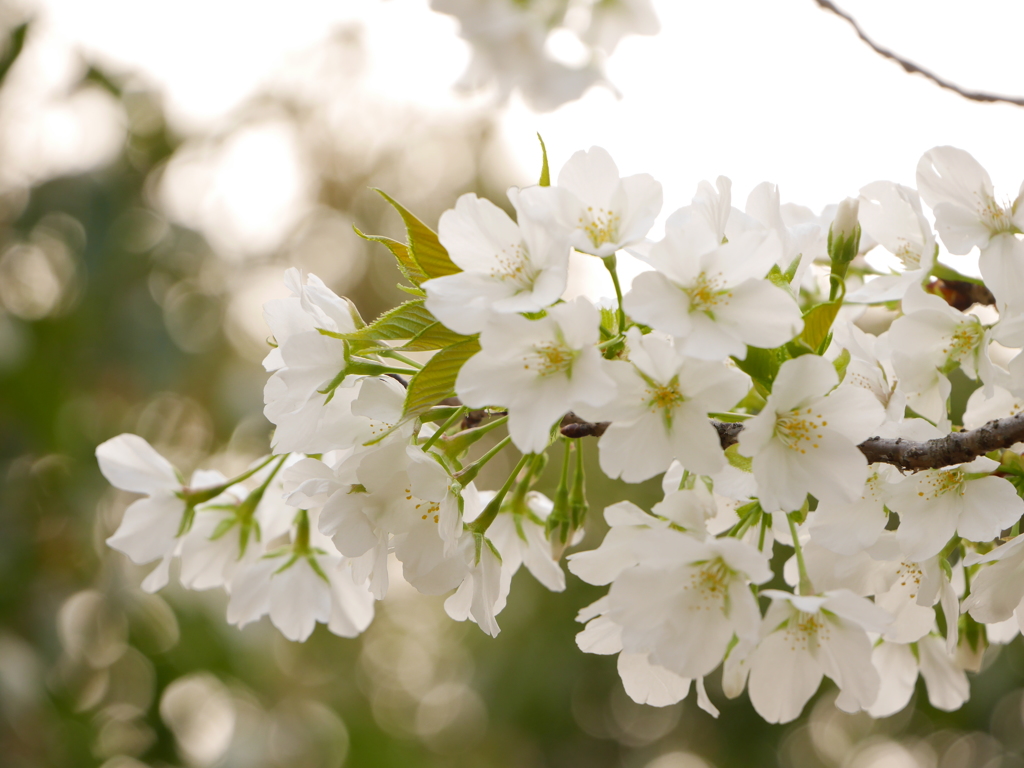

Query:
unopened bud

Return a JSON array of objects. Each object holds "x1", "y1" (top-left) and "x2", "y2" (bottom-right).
[{"x1": 831, "y1": 197, "x2": 859, "y2": 242}]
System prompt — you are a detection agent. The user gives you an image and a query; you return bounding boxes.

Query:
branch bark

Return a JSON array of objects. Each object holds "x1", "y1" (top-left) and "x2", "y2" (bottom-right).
[
  {"x1": 558, "y1": 411, "x2": 1024, "y2": 472},
  {"x1": 813, "y1": 0, "x2": 1024, "y2": 108}
]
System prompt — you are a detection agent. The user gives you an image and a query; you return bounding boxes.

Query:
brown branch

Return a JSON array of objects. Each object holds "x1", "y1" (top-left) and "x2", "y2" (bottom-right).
[
  {"x1": 813, "y1": 0, "x2": 1024, "y2": 108},
  {"x1": 563, "y1": 411, "x2": 1024, "y2": 472},
  {"x1": 930, "y1": 279, "x2": 996, "y2": 311}
]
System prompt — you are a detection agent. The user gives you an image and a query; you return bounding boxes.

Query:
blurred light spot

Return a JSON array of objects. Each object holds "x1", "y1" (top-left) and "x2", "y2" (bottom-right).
[
  {"x1": 607, "y1": 683, "x2": 680, "y2": 746},
  {"x1": 57, "y1": 590, "x2": 129, "y2": 669},
  {"x1": 644, "y1": 751, "x2": 713, "y2": 768},
  {"x1": 160, "y1": 673, "x2": 236, "y2": 767},
  {"x1": 95, "y1": 705, "x2": 157, "y2": 759},
  {"x1": 161, "y1": 279, "x2": 223, "y2": 353},
  {"x1": 0, "y1": 310, "x2": 30, "y2": 372},
  {"x1": 159, "y1": 121, "x2": 310, "y2": 260},
  {"x1": 110, "y1": 208, "x2": 171, "y2": 254},
  {"x1": 133, "y1": 392, "x2": 213, "y2": 471},
  {"x1": 0, "y1": 237, "x2": 76, "y2": 319},
  {"x1": 124, "y1": 592, "x2": 180, "y2": 654},
  {"x1": 414, "y1": 682, "x2": 487, "y2": 753},
  {"x1": 269, "y1": 699, "x2": 349, "y2": 768},
  {"x1": 99, "y1": 757, "x2": 151, "y2": 768},
  {"x1": 103, "y1": 647, "x2": 156, "y2": 717},
  {"x1": 0, "y1": 632, "x2": 42, "y2": 718},
  {"x1": 846, "y1": 739, "x2": 924, "y2": 768}
]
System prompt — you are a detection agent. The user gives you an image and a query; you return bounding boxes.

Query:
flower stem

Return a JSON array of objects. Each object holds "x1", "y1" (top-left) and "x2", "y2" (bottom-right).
[
  {"x1": 602, "y1": 253, "x2": 627, "y2": 333},
  {"x1": 455, "y1": 435, "x2": 512, "y2": 485},
  {"x1": 379, "y1": 349, "x2": 423, "y2": 369},
  {"x1": 787, "y1": 511, "x2": 813, "y2": 596},
  {"x1": 468, "y1": 452, "x2": 532, "y2": 534},
  {"x1": 421, "y1": 406, "x2": 468, "y2": 452}
]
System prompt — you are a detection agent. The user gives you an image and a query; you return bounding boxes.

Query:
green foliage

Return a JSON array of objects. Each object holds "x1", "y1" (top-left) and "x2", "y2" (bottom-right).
[
  {"x1": 403, "y1": 336, "x2": 481, "y2": 416},
  {"x1": 373, "y1": 189, "x2": 460, "y2": 281},
  {"x1": 340, "y1": 298, "x2": 469, "y2": 352}
]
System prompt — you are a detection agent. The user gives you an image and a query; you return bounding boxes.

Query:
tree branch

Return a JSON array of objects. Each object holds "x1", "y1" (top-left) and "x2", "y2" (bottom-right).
[
  {"x1": 813, "y1": 0, "x2": 1024, "y2": 108},
  {"x1": 559, "y1": 411, "x2": 1024, "y2": 472}
]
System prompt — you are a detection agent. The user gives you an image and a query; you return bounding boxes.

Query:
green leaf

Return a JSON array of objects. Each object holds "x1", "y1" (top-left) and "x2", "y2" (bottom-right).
[
  {"x1": 374, "y1": 189, "x2": 460, "y2": 280},
  {"x1": 398, "y1": 321, "x2": 468, "y2": 352},
  {"x1": 799, "y1": 301, "x2": 841, "y2": 354},
  {"x1": 403, "y1": 337, "x2": 481, "y2": 416},
  {"x1": 733, "y1": 347, "x2": 785, "y2": 393},
  {"x1": 766, "y1": 265, "x2": 790, "y2": 291},
  {"x1": 343, "y1": 300, "x2": 436, "y2": 343},
  {"x1": 537, "y1": 133, "x2": 550, "y2": 187},
  {"x1": 353, "y1": 226, "x2": 429, "y2": 286}
]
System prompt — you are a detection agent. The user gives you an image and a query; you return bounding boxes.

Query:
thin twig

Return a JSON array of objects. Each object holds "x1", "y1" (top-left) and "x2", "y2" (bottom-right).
[{"x1": 813, "y1": 0, "x2": 1024, "y2": 108}]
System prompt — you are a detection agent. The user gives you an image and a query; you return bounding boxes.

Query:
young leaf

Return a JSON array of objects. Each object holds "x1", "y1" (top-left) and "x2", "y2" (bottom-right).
[
  {"x1": 374, "y1": 189, "x2": 460, "y2": 280},
  {"x1": 343, "y1": 300, "x2": 436, "y2": 344},
  {"x1": 398, "y1": 321, "x2": 468, "y2": 352},
  {"x1": 403, "y1": 337, "x2": 481, "y2": 416},
  {"x1": 799, "y1": 301, "x2": 841, "y2": 354},
  {"x1": 353, "y1": 226, "x2": 429, "y2": 285}
]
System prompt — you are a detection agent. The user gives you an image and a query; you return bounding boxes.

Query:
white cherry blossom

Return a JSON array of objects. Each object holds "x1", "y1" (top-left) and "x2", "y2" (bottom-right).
[
  {"x1": 888, "y1": 456, "x2": 1023, "y2": 560},
  {"x1": 624, "y1": 215, "x2": 802, "y2": 360},
  {"x1": 745, "y1": 590, "x2": 891, "y2": 723},
  {"x1": 737, "y1": 355, "x2": 886, "y2": 512},
  {"x1": 98, "y1": 434, "x2": 226, "y2": 593},
  {"x1": 456, "y1": 297, "x2": 617, "y2": 453},
  {"x1": 578, "y1": 328, "x2": 749, "y2": 481},
  {"x1": 423, "y1": 190, "x2": 570, "y2": 335}
]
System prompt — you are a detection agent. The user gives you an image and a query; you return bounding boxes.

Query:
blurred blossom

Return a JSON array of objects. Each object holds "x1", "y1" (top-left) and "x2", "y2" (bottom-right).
[
  {"x1": 160, "y1": 673, "x2": 236, "y2": 767},
  {"x1": 268, "y1": 699, "x2": 349, "y2": 768}
]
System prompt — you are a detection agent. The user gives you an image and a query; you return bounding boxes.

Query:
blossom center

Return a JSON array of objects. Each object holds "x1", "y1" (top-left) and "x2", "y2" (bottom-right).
[
  {"x1": 893, "y1": 238, "x2": 921, "y2": 270},
  {"x1": 784, "y1": 610, "x2": 832, "y2": 652},
  {"x1": 580, "y1": 206, "x2": 620, "y2": 248},
  {"x1": 917, "y1": 468, "x2": 965, "y2": 501},
  {"x1": 977, "y1": 195, "x2": 1015, "y2": 235},
  {"x1": 489, "y1": 244, "x2": 537, "y2": 290},
  {"x1": 406, "y1": 486, "x2": 441, "y2": 523},
  {"x1": 683, "y1": 558, "x2": 731, "y2": 611},
  {"x1": 685, "y1": 271, "x2": 730, "y2": 314},
  {"x1": 526, "y1": 340, "x2": 577, "y2": 378},
  {"x1": 941, "y1": 320, "x2": 983, "y2": 367},
  {"x1": 774, "y1": 407, "x2": 827, "y2": 454},
  {"x1": 645, "y1": 380, "x2": 685, "y2": 426}
]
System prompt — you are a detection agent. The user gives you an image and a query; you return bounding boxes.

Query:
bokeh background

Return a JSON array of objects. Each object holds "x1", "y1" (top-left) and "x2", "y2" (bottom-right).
[{"x1": 3, "y1": 1, "x2": 1024, "y2": 767}]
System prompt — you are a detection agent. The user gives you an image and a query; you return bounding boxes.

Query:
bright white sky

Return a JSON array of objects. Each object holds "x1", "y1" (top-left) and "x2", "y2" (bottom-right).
[{"x1": 33, "y1": 0, "x2": 1024, "y2": 241}]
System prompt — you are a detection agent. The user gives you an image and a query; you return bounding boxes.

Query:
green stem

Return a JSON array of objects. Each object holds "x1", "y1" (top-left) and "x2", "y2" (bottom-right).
[
  {"x1": 455, "y1": 435, "x2": 512, "y2": 485},
  {"x1": 182, "y1": 453, "x2": 281, "y2": 505},
  {"x1": 421, "y1": 406, "x2": 468, "y2": 452},
  {"x1": 293, "y1": 508, "x2": 311, "y2": 552},
  {"x1": 379, "y1": 349, "x2": 423, "y2": 369},
  {"x1": 787, "y1": 511, "x2": 812, "y2": 596},
  {"x1": 469, "y1": 453, "x2": 532, "y2": 534},
  {"x1": 602, "y1": 254, "x2": 627, "y2": 333},
  {"x1": 569, "y1": 438, "x2": 587, "y2": 530}
]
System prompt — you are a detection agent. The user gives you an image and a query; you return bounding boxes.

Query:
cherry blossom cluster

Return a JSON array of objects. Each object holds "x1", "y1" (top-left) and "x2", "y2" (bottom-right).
[
  {"x1": 430, "y1": 0, "x2": 659, "y2": 110},
  {"x1": 98, "y1": 142, "x2": 1024, "y2": 724}
]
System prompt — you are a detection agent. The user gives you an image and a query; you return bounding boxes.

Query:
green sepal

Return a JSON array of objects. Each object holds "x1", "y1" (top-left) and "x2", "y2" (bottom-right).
[
  {"x1": 724, "y1": 444, "x2": 752, "y2": 473},
  {"x1": 403, "y1": 337, "x2": 481, "y2": 417},
  {"x1": 832, "y1": 347, "x2": 851, "y2": 383}
]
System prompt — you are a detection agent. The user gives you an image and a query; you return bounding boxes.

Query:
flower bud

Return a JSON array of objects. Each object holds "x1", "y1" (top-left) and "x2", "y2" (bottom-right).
[{"x1": 831, "y1": 197, "x2": 860, "y2": 243}]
